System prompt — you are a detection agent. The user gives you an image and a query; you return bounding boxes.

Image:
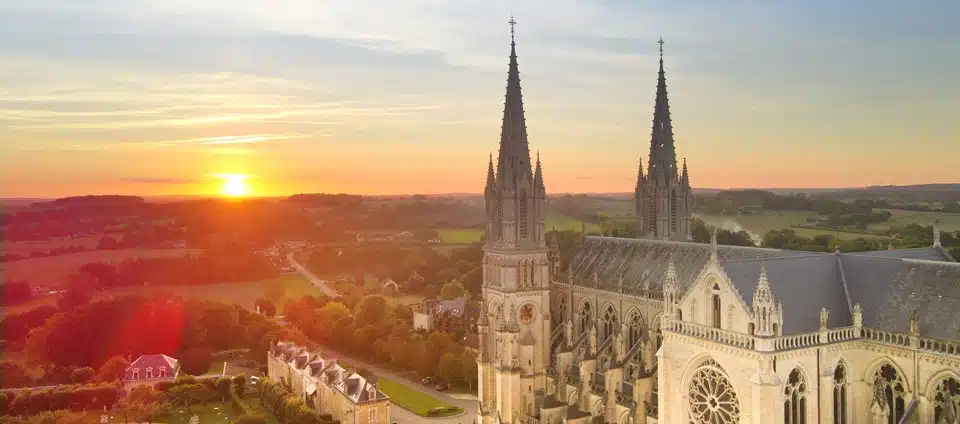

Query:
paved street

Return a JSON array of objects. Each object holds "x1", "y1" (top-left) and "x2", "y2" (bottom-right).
[
  {"x1": 315, "y1": 346, "x2": 478, "y2": 424},
  {"x1": 286, "y1": 252, "x2": 340, "y2": 298}
]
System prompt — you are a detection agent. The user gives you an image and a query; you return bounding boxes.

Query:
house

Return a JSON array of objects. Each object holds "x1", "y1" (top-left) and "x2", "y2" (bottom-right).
[
  {"x1": 268, "y1": 341, "x2": 391, "y2": 424},
  {"x1": 122, "y1": 354, "x2": 179, "y2": 386},
  {"x1": 412, "y1": 298, "x2": 479, "y2": 333}
]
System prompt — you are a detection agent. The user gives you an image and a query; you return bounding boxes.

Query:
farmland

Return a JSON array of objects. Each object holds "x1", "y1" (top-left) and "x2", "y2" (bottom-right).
[
  {"x1": 695, "y1": 212, "x2": 892, "y2": 242},
  {"x1": 1, "y1": 248, "x2": 201, "y2": 289},
  {"x1": 4, "y1": 236, "x2": 102, "y2": 255},
  {"x1": 435, "y1": 211, "x2": 600, "y2": 245},
  {"x1": 869, "y1": 209, "x2": 960, "y2": 232},
  {"x1": 4, "y1": 274, "x2": 321, "y2": 316},
  {"x1": 437, "y1": 228, "x2": 483, "y2": 244}
]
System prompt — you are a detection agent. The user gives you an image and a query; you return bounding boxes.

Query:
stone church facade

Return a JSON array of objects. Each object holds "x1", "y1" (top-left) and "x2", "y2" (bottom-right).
[{"x1": 477, "y1": 24, "x2": 960, "y2": 424}]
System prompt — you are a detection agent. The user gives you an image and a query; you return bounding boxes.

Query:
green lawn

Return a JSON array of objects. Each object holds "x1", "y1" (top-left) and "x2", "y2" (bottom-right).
[
  {"x1": 377, "y1": 378, "x2": 462, "y2": 417},
  {"x1": 437, "y1": 228, "x2": 484, "y2": 244},
  {"x1": 159, "y1": 400, "x2": 279, "y2": 424},
  {"x1": 5, "y1": 274, "x2": 320, "y2": 315},
  {"x1": 161, "y1": 402, "x2": 238, "y2": 423}
]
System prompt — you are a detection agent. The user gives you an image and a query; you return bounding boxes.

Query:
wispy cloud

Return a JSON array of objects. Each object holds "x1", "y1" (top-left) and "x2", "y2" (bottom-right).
[{"x1": 124, "y1": 177, "x2": 200, "y2": 185}]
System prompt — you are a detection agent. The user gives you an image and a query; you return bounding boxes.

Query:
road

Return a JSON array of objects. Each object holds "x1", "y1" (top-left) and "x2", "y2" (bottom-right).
[
  {"x1": 315, "y1": 345, "x2": 478, "y2": 424},
  {"x1": 286, "y1": 252, "x2": 340, "y2": 298}
]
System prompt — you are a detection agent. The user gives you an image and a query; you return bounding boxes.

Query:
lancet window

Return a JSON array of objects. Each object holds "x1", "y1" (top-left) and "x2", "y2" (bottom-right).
[{"x1": 784, "y1": 368, "x2": 807, "y2": 424}]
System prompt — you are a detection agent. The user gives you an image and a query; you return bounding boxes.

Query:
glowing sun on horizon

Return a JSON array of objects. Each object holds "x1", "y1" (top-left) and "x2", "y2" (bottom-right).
[{"x1": 215, "y1": 174, "x2": 252, "y2": 197}]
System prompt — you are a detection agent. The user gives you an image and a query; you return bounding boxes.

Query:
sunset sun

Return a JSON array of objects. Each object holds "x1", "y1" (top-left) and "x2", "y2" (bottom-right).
[{"x1": 216, "y1": 174, "x2": 251, "y2": 197}]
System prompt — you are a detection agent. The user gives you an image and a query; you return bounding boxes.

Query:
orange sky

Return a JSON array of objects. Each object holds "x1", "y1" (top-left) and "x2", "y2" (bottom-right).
[{"x1": 1, "y1": 1, "x2": 958, "y2": 198}]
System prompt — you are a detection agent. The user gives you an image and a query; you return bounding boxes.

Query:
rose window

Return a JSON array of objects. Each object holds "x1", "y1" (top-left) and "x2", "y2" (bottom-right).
[
  {"x1": 688, "y1": 360, "x2": 741, "y2": 423},
  {"x1": 519, "y1": 304, "x2": 535, "y2": 325}
]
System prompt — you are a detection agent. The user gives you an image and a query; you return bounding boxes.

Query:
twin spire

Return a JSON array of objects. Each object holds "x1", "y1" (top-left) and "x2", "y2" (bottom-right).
[
  {"x1": 647, "y1": 37, "x2": 680, "y2": 184},
  {"x1": 495, "y1": 16, "x2": 533, "y2": 186}
]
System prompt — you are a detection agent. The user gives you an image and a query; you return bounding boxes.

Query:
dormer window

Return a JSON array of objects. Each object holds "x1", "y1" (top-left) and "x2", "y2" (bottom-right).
[
  {"x1": 159, "y1": 367, "x2": 167, "y2": 378},
  {"x1": 132, "y1": 369, "x2": 139, "y2": 380},
  {"x1": 146, "y1": 367, "x2": 153, "y2": 379}
]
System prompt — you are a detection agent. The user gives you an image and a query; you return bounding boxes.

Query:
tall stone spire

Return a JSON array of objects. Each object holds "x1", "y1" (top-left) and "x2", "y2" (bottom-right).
[
  {"x1": 484, "y1": 17, "x2": 546, "y2": 249},
  {"x1": 648, "y1": 37, "x2": 678, "y2": 185},
  {"x1": 634, "y1": 37, "x2": 691, "y2": 241},
  {"x1": 496, "y1": 16, "x2": 533, "y2": 185}
]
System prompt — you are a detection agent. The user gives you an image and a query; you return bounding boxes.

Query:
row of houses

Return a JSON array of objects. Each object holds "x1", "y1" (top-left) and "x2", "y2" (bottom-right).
[{"x1": 268, "y1": 341, "x2": 391, "y2": 424}]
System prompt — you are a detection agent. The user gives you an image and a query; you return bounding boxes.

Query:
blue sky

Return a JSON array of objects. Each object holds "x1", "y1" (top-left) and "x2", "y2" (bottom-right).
[{"x1": 1, "y1": 0, "x2": 958, "y2": 196}]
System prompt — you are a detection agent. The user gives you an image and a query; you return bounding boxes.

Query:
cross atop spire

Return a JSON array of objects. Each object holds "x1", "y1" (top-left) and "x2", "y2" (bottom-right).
[
  {"x1": 658, "y1": 37, "x2": 664, "y2": 60},
  {"x1": 509, "y1": 16, "x2": 517, "y2": 43}
]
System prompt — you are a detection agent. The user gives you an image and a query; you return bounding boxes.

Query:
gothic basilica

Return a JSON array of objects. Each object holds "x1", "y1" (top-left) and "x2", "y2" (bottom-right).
[{"x1": 476, "y1": 24, "x2": 960, "y2": 424}]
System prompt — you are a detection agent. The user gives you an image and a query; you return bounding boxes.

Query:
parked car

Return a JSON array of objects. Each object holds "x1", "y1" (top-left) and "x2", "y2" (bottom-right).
[
  {"x1": 421, "y1": 377, "x2": 433, "y2": 385},
  {"x1": 434, "y1": 382, "x2": 449, "y2": 392}
]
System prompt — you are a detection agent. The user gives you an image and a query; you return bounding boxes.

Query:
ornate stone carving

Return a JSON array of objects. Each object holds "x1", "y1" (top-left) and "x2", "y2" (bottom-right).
[{"x1": 688, "y1": 360, "x2": 741, "y2": 423}]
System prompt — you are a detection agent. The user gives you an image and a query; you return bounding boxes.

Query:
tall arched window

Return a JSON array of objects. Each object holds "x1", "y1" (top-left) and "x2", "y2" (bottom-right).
[
  {"x1": 784, "y1": 368, "x2": 807, "y2": 424},
  {"x1": 670, "y1": 189, "x2": 678, "y2": 232},
  {"x1": 690, "y1": 299, "x2": 698, "y2": 324},
  {"x1": 602, "y1": 305, "x2": 617, "y2": 342},
  {"x1": 555, "y1": 296, "x2": 567, "y2": 328},
  {"x1": 627, "y1": 311, "x2": 645, "y2": 349},
  {"x1": 712, "y1": 283, "x2": 722, "y2": 328},
  {"x1": 933, "y1": 376, "x2": 960, "y2": 424},
  {"x1": 518, "y1": 191, "x2": 529, "y2": 239},
  {"x1": 833, "y1": 363, "x2": 847, "y2": 424},
  {"x1": 580, "y1": 302, "x2": 592, "y2": 334},
  {"x1": 872, "y1": 364, "x2": 906, "y2": 424}
]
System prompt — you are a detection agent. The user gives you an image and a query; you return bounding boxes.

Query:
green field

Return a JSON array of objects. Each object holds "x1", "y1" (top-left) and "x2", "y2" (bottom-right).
[
  {"x1": 695, "y1": 212, "x2": 893, "y2": 242},
  {"x1": 377, "y1": 378, "x2": 462, "y2": 417},
  {"x1": 1, "y1": 248, "x2": 201, "y2": 289},
  {"x1": 870, "y1": 209, "x2": 960, "y2": 232},
  {"x1": 546, "y1": 212, "x2": 602, "y2": 233},
  {"x1": 437, "y1": 228, "x2": 484, "y2": 244},
  {"x1": 437, "y1": 211, "x2": 601, "y2": 243},
  {"x1": 5, "y1": 274, "x2": 321, "y2": 316}
]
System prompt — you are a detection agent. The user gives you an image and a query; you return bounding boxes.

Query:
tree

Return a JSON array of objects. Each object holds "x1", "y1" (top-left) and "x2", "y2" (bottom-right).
[
  {"x1": 354, "y1": 295, "x2": 388, "y2": 327},
  {"x1": 95, "y1": 356, "x2": 130, "y2": 382},
  {"x1": 0, "y1": 361, "x2": 33, "y2": 388},
  {"x1": 440, "y1": 280, "x2": 466, "y2": 300},
  {"x1": 233, "y1": 375, "x2": 247, "y2": 395},
  {"x1": 436, "y1": 353, "x2": 461, "y2": 384},
  {"x1": 318, "y1": 302, "x2": 351, "y2": 326},
  {"x1": 70, "y1": 366, "x2": 95, "y2": 384},
  {"x1": 167, "y1": 383, "x2": 211, "y2": 412},
  {"x1": 179, "y1": 347, "x2": 213, "y2": 376},
  {"x1": 216, "y1": 377, "x2": 232, "y2": 401},
  {"x1": 460, "y1": 350, "x2": 478, "y2": 390}
]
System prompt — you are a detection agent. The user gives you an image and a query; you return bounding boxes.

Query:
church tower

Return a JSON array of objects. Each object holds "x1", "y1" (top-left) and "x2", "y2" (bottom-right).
[
  {"x1": 478, "y1": 18, "x2": 552, "y2": 424},
  {"x1": 635, "y1": 38, "x2": 693, "y2": 241}
]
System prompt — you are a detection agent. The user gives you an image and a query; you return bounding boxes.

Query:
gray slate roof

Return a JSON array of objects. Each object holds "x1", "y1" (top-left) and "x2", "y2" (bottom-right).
[
  {"x1": 568, "y1": 236, "x2": 960, "y2": 339},
  {"x1": 568, "y1": 236, "x2": 803, "y2": 291},
  {"x1": 720, "y1": 254, "x2": 852, "y2": 334},
  {"x1": 841, "y1": 255, "x2": 960, "y2": 341}
]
